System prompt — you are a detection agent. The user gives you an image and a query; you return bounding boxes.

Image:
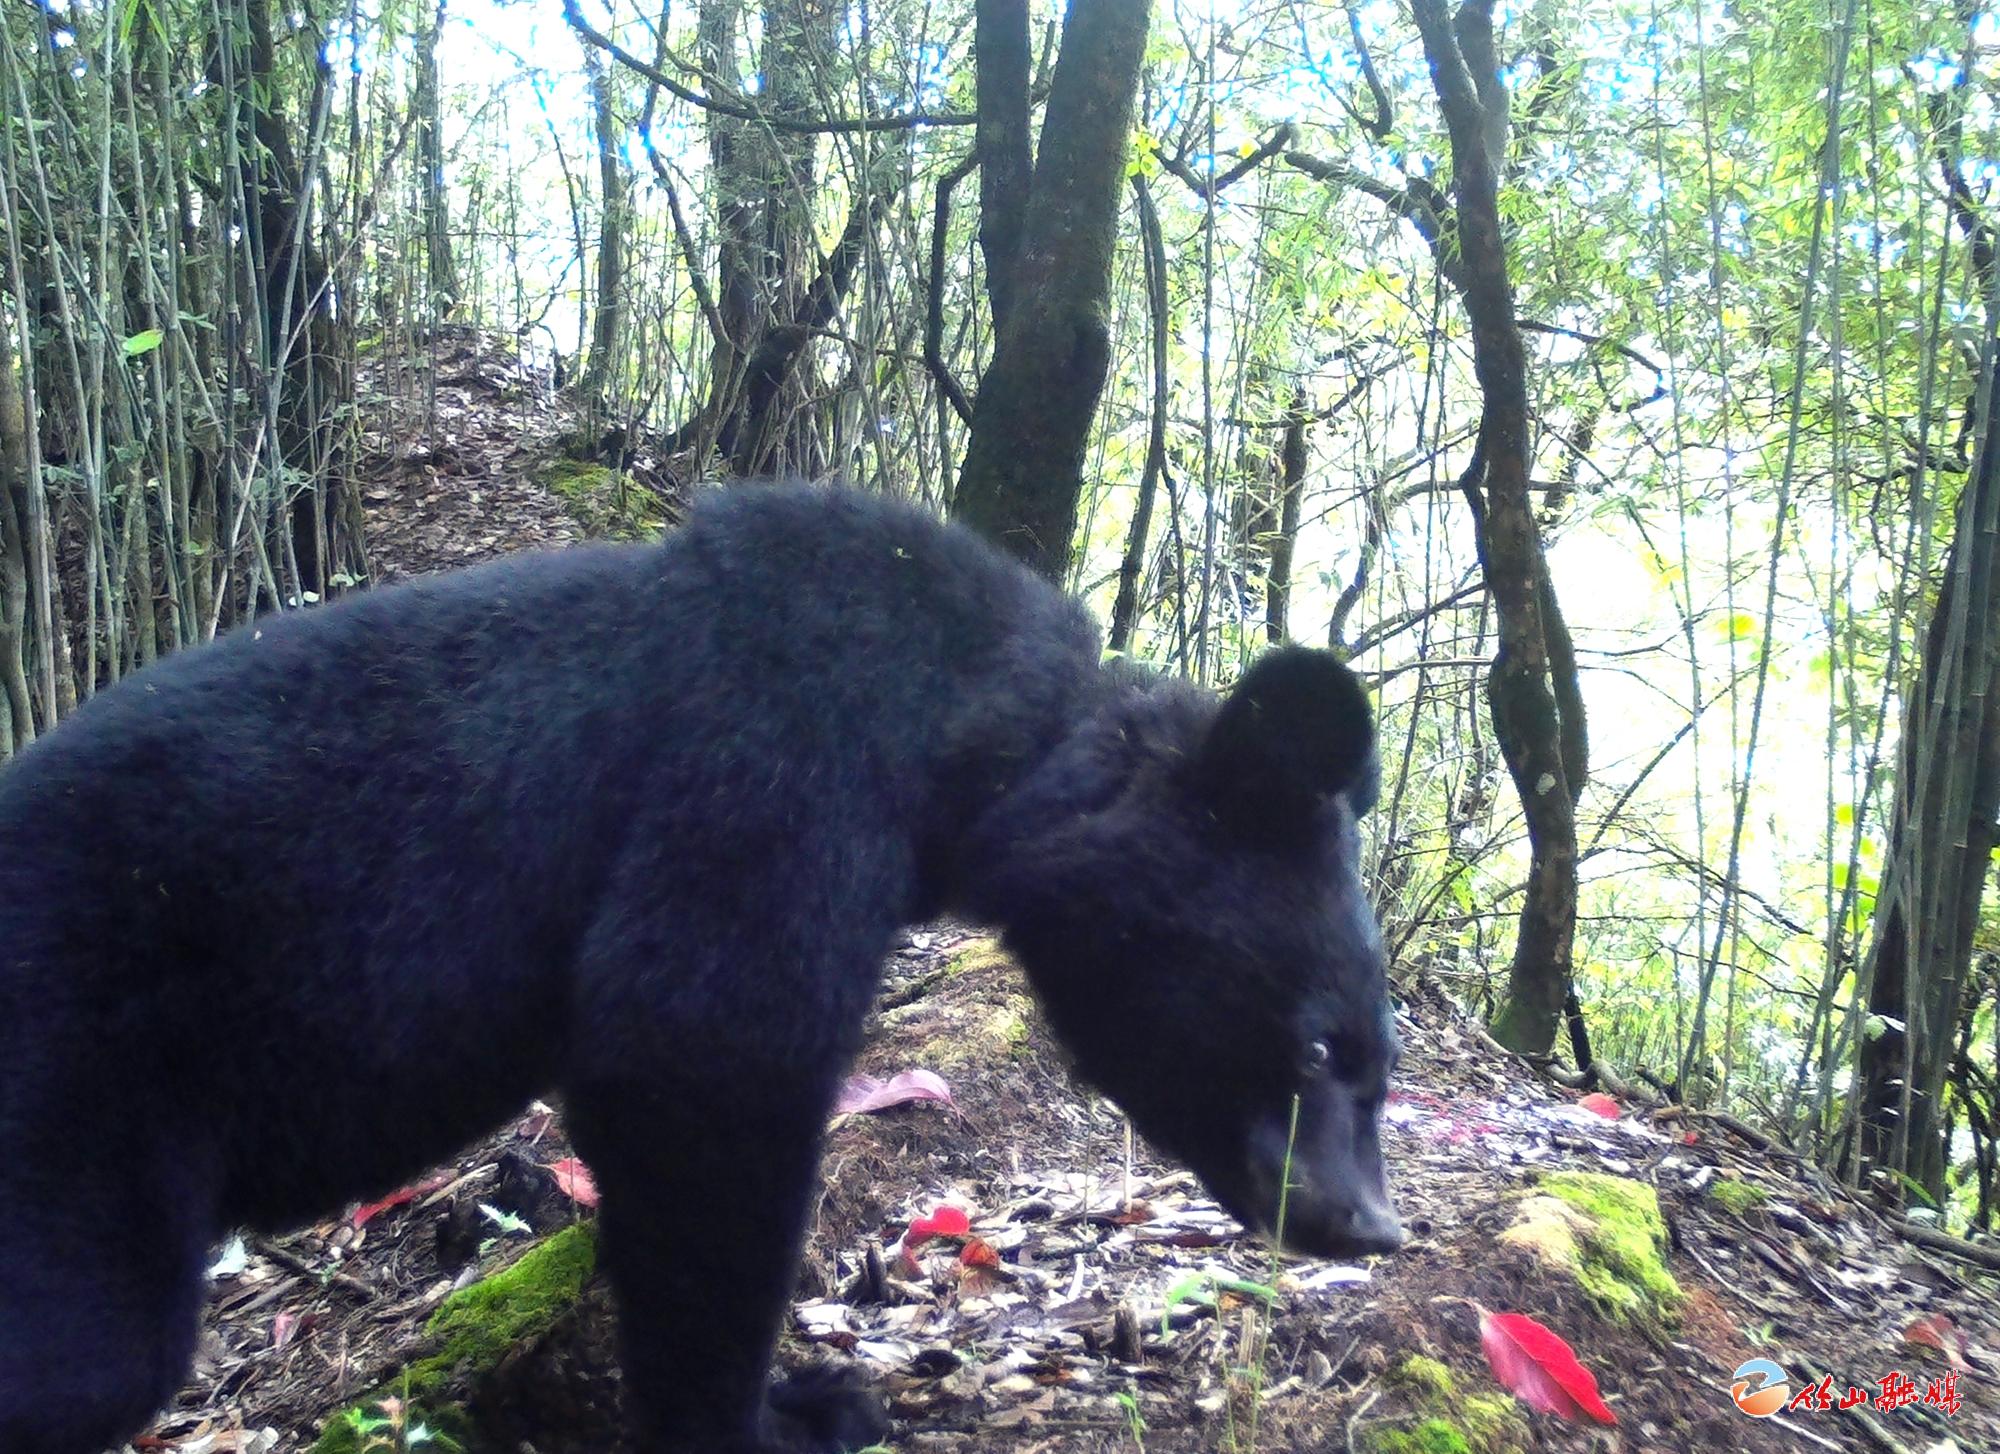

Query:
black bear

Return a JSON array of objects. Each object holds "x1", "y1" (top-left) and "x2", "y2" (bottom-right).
[{"x1": 0, "y1": 485, "x2": 1400, "y2": 1454}]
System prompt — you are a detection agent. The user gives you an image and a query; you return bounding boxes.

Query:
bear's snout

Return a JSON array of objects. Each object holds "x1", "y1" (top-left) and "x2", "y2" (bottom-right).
[{"x1": 1240, "y1": 1083, "x2": 1403, "y2": 1260}]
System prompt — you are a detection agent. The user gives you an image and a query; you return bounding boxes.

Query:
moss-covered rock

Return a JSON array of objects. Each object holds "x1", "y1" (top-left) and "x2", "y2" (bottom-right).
[
  {"x1": 946, "y1": 937, "x2": 1013, "y2": 978},
  {"x1": 422, "y1": 1220, "x2": 597, "y2": 1368},
  {"x1": 1501, "y1": 1171, "x2": 1681, "y2": 1329},
  {"x1": 1709, "y1": 1177, "x2": 1768, "y2": 1217},
  {"x1": 1460, "y1": 1394, "x2": 1529, "y2": 1453},
  {"x1": 1361, "y1": 1355, "x2": 1527, "y2": 1454},
  {"x1": 1361, "y1": 1418, "x2": 1473, "y2": 1454},
  {"x1": 885, "y1": 938, "x2": 1037, "y2": 1070},
  {"x1": 308, "y1": 1223, "x2": 598, "y2": 1453},
  {"x1": 538, "y1": 458, "x2": 663, "y2": 540},
  {"x1": 1384, "y1": 1353, "x2": 1457, "y2": 1402}
]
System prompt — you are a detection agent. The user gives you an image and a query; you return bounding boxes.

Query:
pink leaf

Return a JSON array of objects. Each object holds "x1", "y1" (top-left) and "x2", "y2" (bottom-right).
[
  {"x1": 1479, "y1": 1308, "x2": 1618, "y2": 1425},
  {"x1": 835, "y1": 1069, "x2": 954, "y2": 1116},
  {"x1": 549, "y1": 1157, "x2": 600, "y2": 1208},
  {"x1": 1577, "y1": 1093, "x2": 1621, "y2": 1119},
  {"x1": 271, "y1": 1310, "x2": 315, "y2": 1350}
]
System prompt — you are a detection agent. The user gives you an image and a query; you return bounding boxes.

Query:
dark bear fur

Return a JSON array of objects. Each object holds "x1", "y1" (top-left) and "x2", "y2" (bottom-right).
[{"x1": 0, "y1": 485, "x2": 1399, "y2": 1454}]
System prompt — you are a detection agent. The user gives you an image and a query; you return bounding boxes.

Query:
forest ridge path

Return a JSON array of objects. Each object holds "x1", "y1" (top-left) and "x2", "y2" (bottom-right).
[
  {"x1": 131, "y1": 336, "x2": 1998, "y2": 1454},
  {"x1": 355, "y1": 326, "x2": 584, "y2": 581}
]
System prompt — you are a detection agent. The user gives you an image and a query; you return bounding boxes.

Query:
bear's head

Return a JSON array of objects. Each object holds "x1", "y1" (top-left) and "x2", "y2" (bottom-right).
[{"x1": 963, "y1": 646, "x2": 1402, "y2": 1259}]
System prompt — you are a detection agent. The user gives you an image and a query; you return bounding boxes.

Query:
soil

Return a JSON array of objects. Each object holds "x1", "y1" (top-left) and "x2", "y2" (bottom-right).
[{"x1": 124, "y1": 333, "x2": 1999, "y2": 1454}]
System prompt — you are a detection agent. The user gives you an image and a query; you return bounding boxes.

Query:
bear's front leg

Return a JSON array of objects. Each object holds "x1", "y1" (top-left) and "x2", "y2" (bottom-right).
[{"x1": 567, "y1": 1074, "x2": 885, "y2": 1454}]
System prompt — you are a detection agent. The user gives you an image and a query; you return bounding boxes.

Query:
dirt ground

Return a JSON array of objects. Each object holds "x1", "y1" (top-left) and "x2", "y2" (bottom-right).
[{"x1": 123, "y1": 334, "x2": 1999, "y2": 1454}]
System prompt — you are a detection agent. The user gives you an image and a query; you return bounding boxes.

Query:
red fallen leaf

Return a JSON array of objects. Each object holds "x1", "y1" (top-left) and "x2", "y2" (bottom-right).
[
  {"x1": 835, "y1": 1069, "x2": 954, "y2": 1117},
  {"x1": 351, "y1": 1188, "x2": 414, "y2": 1228},
  {"x1": 1906, "y1": 1313, "x2": 1972, "y2": 1371},
  {"x1": 549, "y1": 1157, "x2": 600, "y2": 1208},
  {"x1": 1478, "y1": 1307, "x2": 1618, "y2": 1425},
  {"x1": 906, "y1": 1204, "x2": 971, "y2": 1245},
  {"x1": 959, "y1": 1236, "x2": 1002, "y2": 1268},
  {"x1": 350, "y1": 1171, "x2": 452, "y2": 1227},
  {"x1": 1577, "y1": 1092, "x2": 1621, "y2": 1119},
  {"x1": 1682, "y1": 1130, "x2": 1699, "y2": 1145},
  {"x1": 958, "y1": 1237, "x2": 1005, "y2": 1290},
  {"x1": 897, "y1": 1204, "x2": 974, "y2": 1276}
]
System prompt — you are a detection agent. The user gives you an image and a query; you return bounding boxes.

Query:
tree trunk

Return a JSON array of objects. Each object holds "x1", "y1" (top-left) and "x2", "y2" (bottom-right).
[
  {"x1": 1265, "y1": 391, "x2": 1308, "y2": 643},
  {"x1": 1858, "y1": 355, "x2": 2000, "y2": 1195},
  {"x1": 728, "y1": 184, "x2": 885, "y2": 475},
  {"x1": 415, "y1": 0, "x2": 458, "y2": 316},
  {"x1": 974, "y1": 0, "x2": 1031, "y2": 328},
  {"x1": 697, "y1": 0, "x2": 754, "y2": 437},
  {"x1": 1412, "y1": 0, "x2": 1585, "y2": 1056},
  {"x1": 676, "y1": 0, "x2": 844, "y2": 474},
  {"x1": 0, "y1": 314, "x2": 35, "y2": 754},
  {"x1": 1855, "y1": 49, "x2": 2000, "y2": 1200},
  {"x1": 953, "y1": 0, "x2": 1152, "y2": 580},
  {"x1": 1109, "y1": 172, "x2": 1169, "y2": 653},
  {"x1": 580, "y1": 44, "x2": 626, "y2": 408},
  {"x1": 237, "y1": 0, "x2": 361, "y2": 605}
]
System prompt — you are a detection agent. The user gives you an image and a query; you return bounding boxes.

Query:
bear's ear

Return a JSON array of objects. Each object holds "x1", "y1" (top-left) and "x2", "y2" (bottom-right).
[{"x1": 1192, "y1": 647, "x2": 1376, "y2": 838}]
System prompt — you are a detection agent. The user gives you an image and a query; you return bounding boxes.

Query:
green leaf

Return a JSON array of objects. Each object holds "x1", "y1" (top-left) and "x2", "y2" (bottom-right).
[{"x1": 121, "y1": 328, "x2": 165, "y2": 358}]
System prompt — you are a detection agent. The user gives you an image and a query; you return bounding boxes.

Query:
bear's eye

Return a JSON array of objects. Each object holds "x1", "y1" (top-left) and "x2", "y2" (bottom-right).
[{"x1": 1301, "y1": 1039, "x2": 1331, "y2": 1078}]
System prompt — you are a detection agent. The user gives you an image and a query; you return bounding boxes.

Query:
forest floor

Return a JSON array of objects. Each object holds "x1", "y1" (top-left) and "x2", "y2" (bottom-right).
[{"x1": 134, "y1": 333, "x2": 1995, "y2": 1454}]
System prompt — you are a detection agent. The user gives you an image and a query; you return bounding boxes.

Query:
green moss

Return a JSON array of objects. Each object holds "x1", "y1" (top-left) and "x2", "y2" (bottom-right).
[
  {"x1": 1372, "y1": 1356, "x2": 1525, "y2": 1454},
  {"x1": 946, "y1": 938, "x2": 1013, "y2": 976},
  {"x1": 422, "y1": 1222, "x2": 597, "y2": 1368},
  {"x1": 1361, "y1": 1417, "x2": 1473, "y2": 1454},
  {"x1": 1460, "y1": 1393, "x2": 1530, "y2": 1454},
  {"x1": 1508, "y1": 1172, "x2": 1681, "y2": 1328},
  {"x1": 1386, "y1": 1354, "x2": 1457, "y2": 1401},
  {"x1": 308, "y1": 1225, "x2": 597, "y2": 1454},
  {"x1": 989, "y1": 1004, "x2": 1032, "y2": 1056},
  {"x1": 537, "y1": 458, "x2": 662, "y2": 540},
  {"x1": 1709, "y1": 1177, "x2": 1768, "y2": 1217}
]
